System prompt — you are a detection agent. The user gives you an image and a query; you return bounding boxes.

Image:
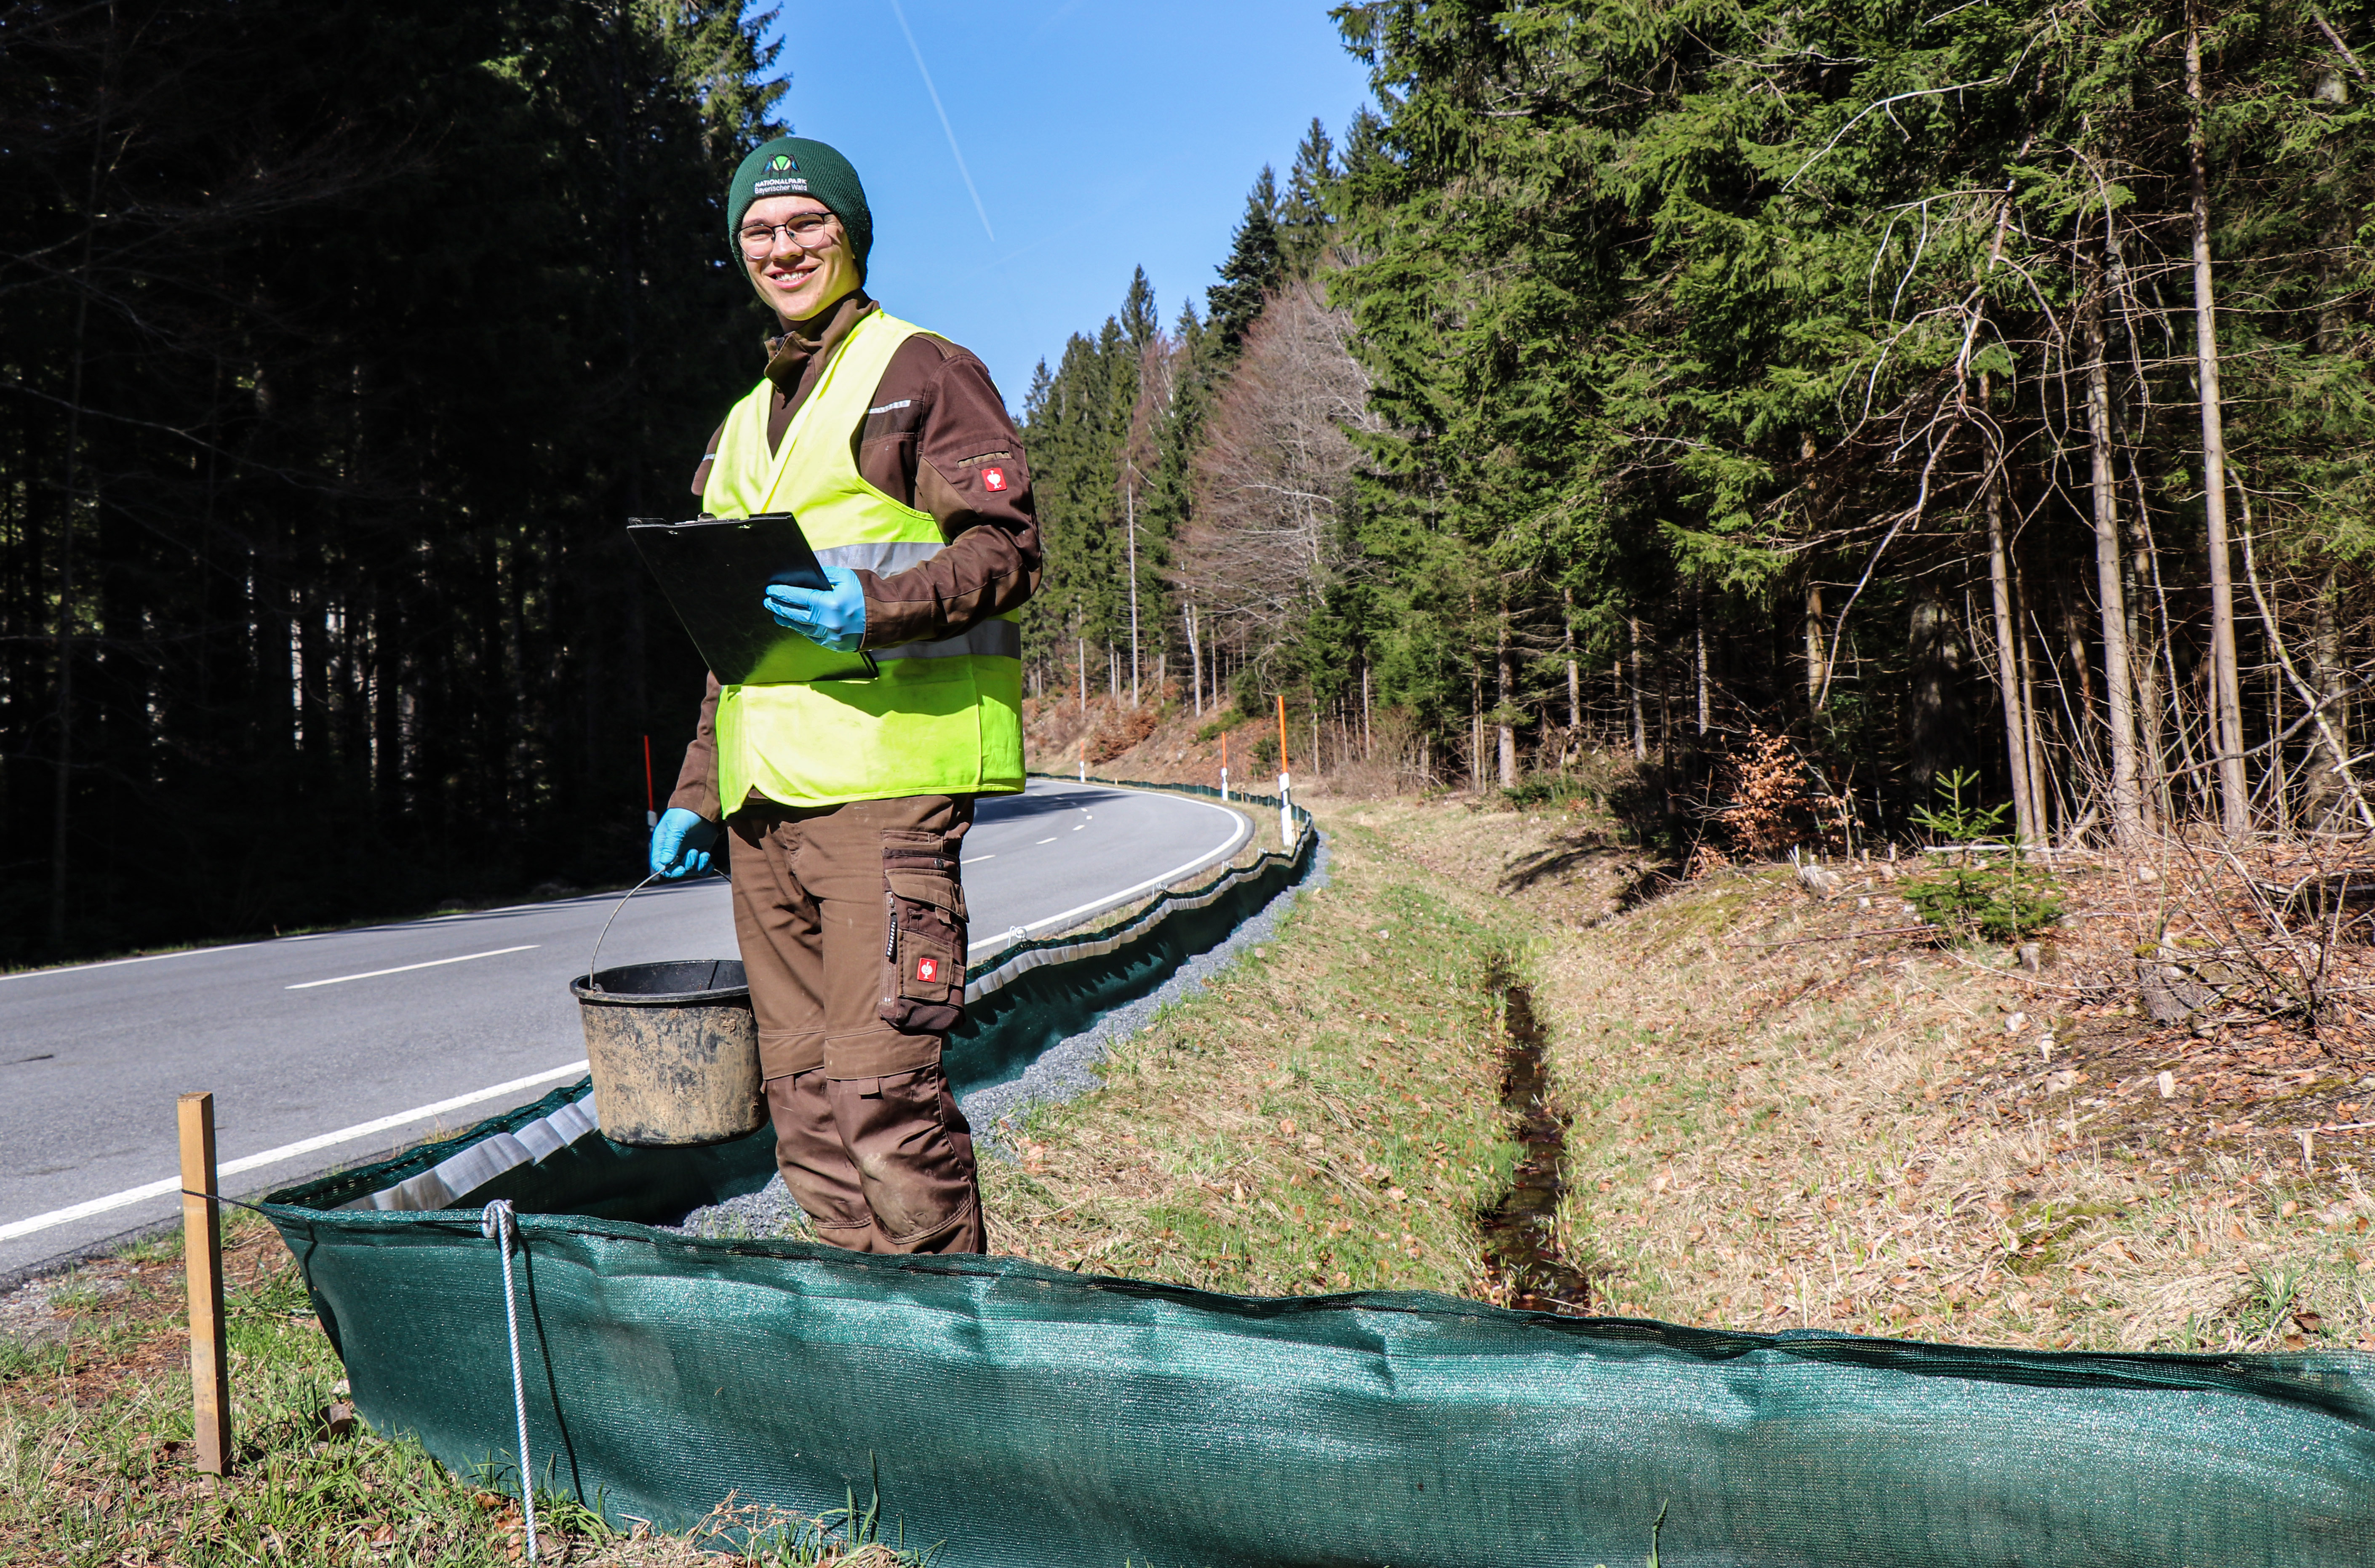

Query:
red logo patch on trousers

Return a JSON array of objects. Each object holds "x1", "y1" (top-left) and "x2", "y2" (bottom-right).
[
  {"x1": 915, "y1": 955, "x2": 939, "y2": 983},
  {"x1": 981, "y1": 467, "x2": 1007, "y2": 492}
]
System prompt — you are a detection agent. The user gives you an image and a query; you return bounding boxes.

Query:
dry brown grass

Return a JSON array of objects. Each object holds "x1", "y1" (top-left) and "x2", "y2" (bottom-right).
[
  {"x1": 1337, "y1": 791, "x2": 2375, "y2": 1352},
  {"x1": 1022, "y1": 686, "x2": 1453, "y2": 803}
]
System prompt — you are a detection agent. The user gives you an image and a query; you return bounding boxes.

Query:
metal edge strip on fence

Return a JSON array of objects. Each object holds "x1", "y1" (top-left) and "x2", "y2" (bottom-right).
[
  {"x1": 962, "y1": 775, "x2": 1260, "y2": 966},
  {"x1": 964, "y1": 802, "x2": 1309, "y2": 1002},
  {"x1": 288, "y1": 778, "x2": 1313, "y2": 1216},
  {"x1": 348, "y1": 1097, "x2": 600, "y2": 1214}
]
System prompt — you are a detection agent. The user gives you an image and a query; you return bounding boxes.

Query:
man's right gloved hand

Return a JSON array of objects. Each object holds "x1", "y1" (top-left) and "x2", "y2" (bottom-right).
[{"x1": 649, "y1": 807, "x2": 721, "y2": 879}]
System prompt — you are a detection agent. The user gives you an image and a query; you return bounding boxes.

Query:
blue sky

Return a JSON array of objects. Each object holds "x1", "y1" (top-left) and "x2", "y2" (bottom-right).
[{"x1": 759, "y1": 1, "x2": 1376, "y2": 407}]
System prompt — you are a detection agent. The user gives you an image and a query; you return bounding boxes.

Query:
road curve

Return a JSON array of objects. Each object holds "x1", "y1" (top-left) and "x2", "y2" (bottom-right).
[{"x1": 0, "y1": 779, "x2": 1246, "y2": 1282}]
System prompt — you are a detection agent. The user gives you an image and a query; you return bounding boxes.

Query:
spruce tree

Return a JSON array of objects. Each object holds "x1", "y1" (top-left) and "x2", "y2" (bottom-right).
[
  {"x1": 1206, "y1": 166, "x2": 1283, "y2": 355},
  {"x1": 1279, "y1": 117, "x2": 1337, "y2": 274},
  {"x1": 1120, "y1": 265, "x2": 1158, "y2": 349}
]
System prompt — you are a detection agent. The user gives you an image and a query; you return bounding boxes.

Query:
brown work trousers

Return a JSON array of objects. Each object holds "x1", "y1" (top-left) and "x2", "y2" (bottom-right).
[{"x1": 728, "y1": 793, "x2": 985, "y2": 1254}]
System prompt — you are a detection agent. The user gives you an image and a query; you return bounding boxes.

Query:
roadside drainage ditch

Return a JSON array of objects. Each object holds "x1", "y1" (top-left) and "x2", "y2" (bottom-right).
[{"x1": 1479, "y1": 952, "x2": 1594, "y2": 1315}]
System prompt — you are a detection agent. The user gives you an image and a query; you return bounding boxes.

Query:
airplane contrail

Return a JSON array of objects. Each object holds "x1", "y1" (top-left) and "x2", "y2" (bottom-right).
[{"x1": 886, "y1": 0, "x2": 996, "y2": 243}]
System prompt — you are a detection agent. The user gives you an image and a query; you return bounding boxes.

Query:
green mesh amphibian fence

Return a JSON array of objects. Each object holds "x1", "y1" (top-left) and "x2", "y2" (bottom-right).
[{"x1": 264, "y1": 786, "x2": 2375, "y2": 1567}]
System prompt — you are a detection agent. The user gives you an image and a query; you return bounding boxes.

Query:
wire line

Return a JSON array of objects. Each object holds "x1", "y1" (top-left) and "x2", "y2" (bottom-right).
[{"x1": 887, "y1": 0, "x2": 996, "y2": 241}]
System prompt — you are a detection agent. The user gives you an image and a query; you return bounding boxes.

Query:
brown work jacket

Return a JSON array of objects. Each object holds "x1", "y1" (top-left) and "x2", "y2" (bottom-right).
[{"x1": 667, "y1": 291, "x2": 1041, "y2": 819}]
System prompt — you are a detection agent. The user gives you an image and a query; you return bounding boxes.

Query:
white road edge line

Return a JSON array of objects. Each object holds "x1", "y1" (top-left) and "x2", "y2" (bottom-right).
[
  {"x1": 286, "y1": 945, "x2": 540, "y2": 990},
  {"x1": 0, "y1": 941, "x2": 270, "y2": 984},
  {"x1": 982, "y1": 781, "x2": 1255, "y2": 954},
  {"x1": 0, "y1": 879, "x2": 725, "y2": 985},
  {"x1": 0, "y1": 1060, "x2": 592, "y2": 1244}
]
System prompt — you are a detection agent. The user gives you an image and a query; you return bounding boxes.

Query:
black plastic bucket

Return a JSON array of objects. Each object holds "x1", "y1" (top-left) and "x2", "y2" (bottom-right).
[{"x1": 570, "y1": 959, "x2": 763, "y2": 1147}]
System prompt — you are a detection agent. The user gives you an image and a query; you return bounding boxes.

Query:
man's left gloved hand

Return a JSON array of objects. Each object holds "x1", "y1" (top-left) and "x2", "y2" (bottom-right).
[
  {"x1": 649, "y1": 807, "x2": 720, "y2": 879},
  {"x1": 762, "y1": 566, "x2": 866, "y2": 652}
]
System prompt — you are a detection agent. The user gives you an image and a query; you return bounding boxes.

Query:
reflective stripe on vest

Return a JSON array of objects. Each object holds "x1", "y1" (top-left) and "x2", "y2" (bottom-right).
[
  {"x1": 814, "y1": 540, "x2": 1021, "y2": 661},
  {"x1": 700, "y1": 309, "x2": 1024, "y2": 810}
]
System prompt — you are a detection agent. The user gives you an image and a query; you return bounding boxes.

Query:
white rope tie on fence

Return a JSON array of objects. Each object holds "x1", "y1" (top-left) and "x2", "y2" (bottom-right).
[{"x1": 479, "y1": 1199, "x2": 538, "y2": 1562}]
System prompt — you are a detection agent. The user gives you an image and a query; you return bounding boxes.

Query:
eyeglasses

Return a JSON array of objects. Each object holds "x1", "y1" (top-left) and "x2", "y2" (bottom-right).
[{"x1": 738, "y1": 213, "x2": 839, "y2": 259}]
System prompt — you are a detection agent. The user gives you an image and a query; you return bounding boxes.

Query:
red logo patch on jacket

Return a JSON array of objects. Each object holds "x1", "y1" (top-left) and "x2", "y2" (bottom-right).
[
  {"x1": 915, "y1": 955, "x2": 939, "y2": 983},
  {"x1": 981, "y1": 467, "x2": 1007, "y2": 493}
]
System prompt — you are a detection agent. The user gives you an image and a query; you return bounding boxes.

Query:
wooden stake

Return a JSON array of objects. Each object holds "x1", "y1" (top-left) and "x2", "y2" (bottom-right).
[
  {"x1": 1276, "y1": 692, "x2": 1290, "y2": 776},
  {"x1": 179, "y1": 1091, "x2": 232, "y2": 1475}
]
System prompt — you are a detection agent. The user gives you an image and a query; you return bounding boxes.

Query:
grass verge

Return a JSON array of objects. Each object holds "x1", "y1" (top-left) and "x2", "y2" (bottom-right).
[
  {"x1": 0, "y1": 1216, "x2": 925, "y2": 1565},
  {"x1": 982, "y1": 803, "x2": 1540, "y2": 1298}
]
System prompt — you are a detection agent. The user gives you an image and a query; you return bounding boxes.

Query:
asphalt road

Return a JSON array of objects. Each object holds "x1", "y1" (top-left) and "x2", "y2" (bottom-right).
[{"x1": 0, "y1": 779, "x2": 1246, "y2": 1281}]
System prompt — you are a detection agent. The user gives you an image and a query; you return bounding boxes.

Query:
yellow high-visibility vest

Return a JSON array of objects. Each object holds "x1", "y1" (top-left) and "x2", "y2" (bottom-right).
[{"x1": 701, "y1": 309, "x2": 1023, "y2": 811}]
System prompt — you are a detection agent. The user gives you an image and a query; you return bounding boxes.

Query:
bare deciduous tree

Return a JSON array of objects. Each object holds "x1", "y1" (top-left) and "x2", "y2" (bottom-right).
[{"x1": 1176, "y1": 281, "x2": 1377, "y2": 672}]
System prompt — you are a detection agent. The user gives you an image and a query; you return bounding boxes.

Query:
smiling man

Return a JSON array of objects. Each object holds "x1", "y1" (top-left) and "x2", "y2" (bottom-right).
[{"x1": 648, "y1": 135, "x2": 1038, "y2": 1255}]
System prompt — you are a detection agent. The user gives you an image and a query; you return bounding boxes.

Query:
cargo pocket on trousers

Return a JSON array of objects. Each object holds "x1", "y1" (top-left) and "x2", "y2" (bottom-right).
[{"x1": 880, "y1": 829, "x2": 967, "y2": 1035}]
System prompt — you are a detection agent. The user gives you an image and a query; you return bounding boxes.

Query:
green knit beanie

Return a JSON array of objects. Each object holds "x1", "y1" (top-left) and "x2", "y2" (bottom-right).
[{"x1": 726, "y1": 136, "x2": 873, "y2": 280}]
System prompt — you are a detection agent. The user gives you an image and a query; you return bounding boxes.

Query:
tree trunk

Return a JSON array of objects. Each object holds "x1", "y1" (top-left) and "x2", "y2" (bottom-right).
[
  {"x1": 2083, "y1": 260, "x2": 2144, "y2": 847},
  {"x1": 1185, "y1": 600, "x2": 1202, "y2": 717},
  {"x1": 1470, "y1": 664, "x2": 1484, "y2": 792},
  {"x1": 1362, "y1": 663, "x2": 1372, "y2": 757},
  {"x1": 1562, "y1": 586, "x2": 1580, "y2": 733},
  {"x1": 1695, "y1": 584, "x2": 1711, "y2": 735},
  {"x1": 1496, "y1": 611, "x2": 1517, "y2": 788},
  {"x1": 2267, "y1": 644, "x2": 2288, "y2": 834},
  {"x1": 2125, "y1": 497, "x2": 2168, "y2": 825},
  {"x1": 1803, "y1": 579, "x2": 1826, "y2": 716},
  {"x1": 2237, "y1": 503, "x2": 2375, "y2": 832},
  {"x1": 2012, "y1": 548, "x2": 2051, "y2": 837},
  {"x1": 1628, "y1": 615, "x2": 1647, "y2": 762},
  {"x1": 2133, "y1": 472, "x2": 2202, "y2": 811},
  {"x1": 2109, "y1": 241, "x2": 2172, "y2": 827},
  {"x1": 1984, "y1": 419, "x2": 2037, "y2": 845},
  {"x1": 2056, "y1": 575, "x2": 2099, "y2": 771},
  {"x1": 1907, "y1": 586, "x2": 1964, "y2": 800},
  {"x1": 2305, "y1": 568, "x2": 2350, "y2": 827},
  {"x1": 2189, "y1": 13, "x2": 2250, "y2": 836}
]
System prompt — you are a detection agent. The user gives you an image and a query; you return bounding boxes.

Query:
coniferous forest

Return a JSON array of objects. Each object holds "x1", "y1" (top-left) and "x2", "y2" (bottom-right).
[
  {"x1": 1026, "y1": 0, "x2": 2375, "y2": 860},
  {"x1": 9, "y1": 0, "x2": 2375, "y2": 963},
  {"x1": 2, "y1": 0, "x2": 782, "y2": 961}
]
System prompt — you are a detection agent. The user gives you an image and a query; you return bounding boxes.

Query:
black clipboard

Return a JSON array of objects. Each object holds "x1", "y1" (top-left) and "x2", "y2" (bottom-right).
[{"x1": 628, "y1": 513, "x2": 878, "y2": 685}]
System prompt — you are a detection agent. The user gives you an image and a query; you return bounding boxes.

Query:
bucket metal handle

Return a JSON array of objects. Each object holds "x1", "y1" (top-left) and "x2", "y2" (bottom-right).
[
  {"x1": 586, "y1": 863, "x2": 721, "y2": 991},
  {"x1": 583, "y1": 873, "x2": 662, "y2": 992}
]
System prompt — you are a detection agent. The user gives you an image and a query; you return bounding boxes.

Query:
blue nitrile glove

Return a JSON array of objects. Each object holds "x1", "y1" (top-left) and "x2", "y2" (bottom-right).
[
  {"x1": 762, "y1": 565, "x2": 867, "y2": 653},
  {"x1": 649, "y1": 807, "x2": 720, "y2": 879}
]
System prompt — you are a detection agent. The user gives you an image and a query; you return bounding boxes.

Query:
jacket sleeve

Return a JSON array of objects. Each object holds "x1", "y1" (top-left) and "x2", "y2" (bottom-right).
[
  {"x1": 854, "y1": 342, "x2": 1042, "y2": 649},
  {"x1": 664, "y1": 672, "x2": 724, "y2": 820}
]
